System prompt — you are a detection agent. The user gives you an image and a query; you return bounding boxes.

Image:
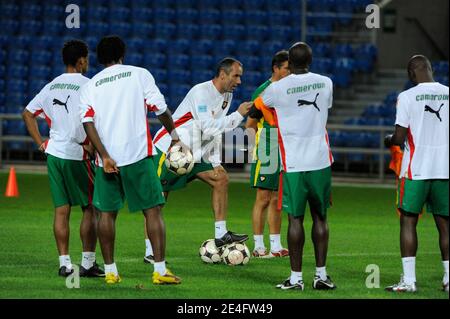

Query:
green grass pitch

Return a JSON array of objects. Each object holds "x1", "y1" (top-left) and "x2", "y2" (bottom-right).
[{"x1": 0, "y1": 173, "x2": 447, "y2": 299}]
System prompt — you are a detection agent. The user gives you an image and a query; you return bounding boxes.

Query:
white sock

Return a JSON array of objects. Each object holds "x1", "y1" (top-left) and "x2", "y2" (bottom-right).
[
  {"x1": 290, "y1": 271, "x2": 303, "y2": 285},
  {"x1": 270, "y1": 234, "x2": 282, "y2": 252},
  {"x1": 104, "y1": 263, "x2": 118, "y2": 276},
  {"x1": 253, "y1": 235, "x2": 265, "y2": 250},
  {"x1": 316, "y1": 266, "x2": 327, "y2": 281},
  {"x1": 145, "y1": 239, "x2": 153, "y2": 256},
  {"x1": 81, "y1": 251, "x2": 95, "y2": 269},
  {"x1": 402, "y1": 257, "x2": 416, "y2": 285},
  {"x1": 215, "y1": 221, "x2": 227, "y2": 239},
  {"x1": 59, "y1": 255, "x2": 72, "y2": 270},
  {"x1": 154, "y1": 261, "x2": 167, "y2": 276},
  {"x1": 443, "y1": 260, "x2": 449, "y2": 284}
]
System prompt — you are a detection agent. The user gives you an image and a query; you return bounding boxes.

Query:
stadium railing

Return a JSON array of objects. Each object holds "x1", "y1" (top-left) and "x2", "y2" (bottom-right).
[{"x1": 0, "y1": 114, "x2": 394, "y2": 181}]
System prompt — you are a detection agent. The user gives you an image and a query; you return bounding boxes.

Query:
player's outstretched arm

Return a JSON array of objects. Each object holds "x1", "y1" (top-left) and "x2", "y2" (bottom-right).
[
  {"x1": 83, "y1": 122, "x2": 118, "y2": 173},
  {"x1": 22, "y1": 109, "x2": 46, "y2": 152}
]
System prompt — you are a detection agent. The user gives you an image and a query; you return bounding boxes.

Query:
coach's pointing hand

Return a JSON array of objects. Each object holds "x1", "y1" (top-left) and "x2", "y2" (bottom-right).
[{"x1": 237, "y1": 102, "x2": 253, "y2": 116}]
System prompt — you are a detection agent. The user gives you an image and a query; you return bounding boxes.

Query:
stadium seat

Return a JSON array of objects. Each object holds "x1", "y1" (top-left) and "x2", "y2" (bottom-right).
[
  {"x1": 8, "y1": 66, "x2": 29, "y2": 80},
  {"x1": 31, "y1": 50, "x2": 53, "y2": 66},
  {"x1": 191, "y1": 70, "x2": 213, "y2": 85},
  {"x1": 131, "y1": 7, "x2": 153, "y2": 23},
  {"x1": 238, "y1": 40, "x2": 260, "y2": 55},
  {"x1": 20, "y1": 20, "x2": 42, "y2": 35},
  {"x1": 223, "y1": 25, "x2": 245, "y2": 40},
  {"x1": 168, "y1": 70, "x2": 191, "y2": 84},
  {"x1": 2, "y1": 3, "x2": 20, "y2": 18},
  {"x1": 154, "y1": 23, "x2": 176, "y2": 39},
  {"x1": 199, "y1": 0, "x2": 222, "y2": 9},
  {"x1": 20, "y1": 4, "x2": 42, "y2": 19},
  {"x1": 242, "y1": 71, "x2": 263, "y2": 88},
  {"x1": 153, "y1": 8, "x2": 175, "y2": 23},
  {"x1": 42, "y1": 20, "x2": 65, "y2": 36},
  {"x1": 221, "y1": 10, "x2": 244, "y2": 24},
  {"x1": 0, "y1": 20, "x2": 19, "y2": 36},
  {"x1": 177, "y1": 24, "x2": 199, "y2": 40},
  {"x1": 110, "y1": 7, "x2": 130, "y2": 21},
  {"x1": 87, "y1": 22, "x2": 109, "y2": 35},
  {"x1": 30, "y1": 66, "x2": 52, "y2": 80},
  {"x1": 176, "y1": 8, "x2": 198, "y2": 24},
  {"x1": 152, "y1": 69, "x2": 168, "y2": 83},
  {"x1": 189, "y1": 40, "x2": 214, "y2": 55},
  {"x1": 42, "y1": 4, "x2": 62, "y2": 20},
  {"x1": 199, "y1": 24, "x2": 223, "y2": 41},
  {"x1": 111, "y1": 22, "x2": 132, "y2": 37},
  {"x1": 144, "y1": 53, "x2": 167, "y2": 69},
  {"x1": 127, "y1": 53, "x2": 143, "y2": 66},
  {"x1": 169, "y1": 54, "x2": 190, "y2": 70},
  {"x1": 269, "y1": 26, "x2": 293, "y2": 42},
  {"x1": 132, "y1": 23, "x2": 153, "y2": 37},
  {"x1": 87, "y1": 6, "x2": 109, "y2": 21},
  {"x1": 212, "y1": 40, "x2": 237, "y2": 56},
  {"x1": 127, "y1": 38, "x2": 145, "y2": 52},
  {"x1": 146, "y1": 39, "x2": 169, "y2": 54},
  {"x1": 244, "y1": 10, "x2": 268, "y2": 26},
  {"x1": 239, "y1": 56, "x2": 261, "y2": 71},
  {"x1": 175, "y1": 0, "x2": 196, "y2": 9},
  {"x1": 244, "y1": 25, "x2": 269, "y2": 42},
  {"x1": 191, "y1": 55, "x2": 215, "y2": 70},
  {"x1": 268, "y1": 10, "x2": 291, "y2": 26},
  {"x1": 202, "y1": 9, "x2": 221, "y2": 24},
  {"x1": 172, "y1": 39, "x2": 191, "y2": 54}
]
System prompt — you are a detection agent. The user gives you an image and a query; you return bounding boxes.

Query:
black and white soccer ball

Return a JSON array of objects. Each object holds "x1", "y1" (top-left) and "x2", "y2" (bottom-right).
[
  {"x1": 221, "y1": 242, "x2": 251, "y2": 266},
  {"x1": 165, "y1": 145, "x2": 194, "y2": 176},
  {"x1": 199, "y1": 239, "x2": 223, "y2": 264}
]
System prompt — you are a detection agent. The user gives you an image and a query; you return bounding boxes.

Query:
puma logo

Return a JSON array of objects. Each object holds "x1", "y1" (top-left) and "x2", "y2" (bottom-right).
[
  {"x1": 53, "y1": 95, "x2": 70, "y2": 113},
  {"x1": 298, "y1": 93, "x2": 320, "y2": 112},
  {"x1": 424, "y1": 104, "x2": 443, "y2": 122}
]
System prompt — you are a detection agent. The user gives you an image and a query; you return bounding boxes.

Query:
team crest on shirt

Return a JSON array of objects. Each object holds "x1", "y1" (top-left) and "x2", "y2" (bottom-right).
[
  {"x1": 161, "y1": 180, "x2": 168, "y2": 185},
  {"x1": 260, "y1": 176, "x2": 266, "y2": 182},
  {"x1": 221, "y1": 100, "x2": 228, "y2": 110}
]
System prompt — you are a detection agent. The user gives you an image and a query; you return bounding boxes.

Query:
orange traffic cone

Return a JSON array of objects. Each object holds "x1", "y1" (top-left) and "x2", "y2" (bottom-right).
[{"x1": 5, "y1": 166, "x2": 19, "y2": 197}]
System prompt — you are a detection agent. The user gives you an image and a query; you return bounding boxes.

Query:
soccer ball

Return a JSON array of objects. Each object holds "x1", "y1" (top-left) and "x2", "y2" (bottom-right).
[
  {"x1": 165, "y1": 145, "x2": 194, "y2": 176},
  {"x1": 222, "y1": 242, "x2": 251, "y2": 266},
  {"x1": 199, "y1": 239, "x2": 223, "y2": 264}
]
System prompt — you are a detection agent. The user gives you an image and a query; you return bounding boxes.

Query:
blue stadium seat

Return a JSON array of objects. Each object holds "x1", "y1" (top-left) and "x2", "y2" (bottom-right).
[
  {"x1": 154, "y1": 23, "x2": 176, "y2": 39},
  {"x1": 245, "y1": 10, "x2": 268, "y2": 26},
  {"x1": 28, "y1": 79, "x2": 48, "y2": 97},
  {"x1": 212, "y1": 40, "x2": 237, "y2": 56},
  {"x1": 198, "y1": 0, "x2": 221, "y2": 9},
  {"x1": 239, "y1": 56, "x2": 261, "y2": 71},
  {"x1": 242, "y1": 72, "x2": 263, "y2": 87},
  {"x1": 10, "y1": 35, "x2": 32, "y2": 49},
  {"x1": 264, "y1": 41, "x2": 284, "y2": 54},
  {"x1": 87, "y1": 22, "x2": 109, "y2": 35},
  {"x1": 132, "y1": 23, "x2": 153, "y2": 37},
  {"x1": 111, "y1": 22, "x2": 132, "y2": 37},
  {"x1": 384, "y1": 92, "x2": 398, "y2": 107},
  {"x1": 42, "y1": 20, "x2": 65, "y2": 36},
  {"x1": 191, "y1": 70, "x2": 213, "y2": 84},
  {"x1": 2, "y1": 3, "x2": 20, "y2": 18},
  {"x1": 176, "y1": 8, "x2": 198, "y2": 24},
  {"x1": 169, "y1": 54, "x2": 190, "y2": 70},
  {"x1": 311, "y1": 58, "x2": 333, "y2": 74},
  {"x1": 8, "y1": 66, "x2": 29, "y2": 80},
  {"x1": 21, "y1": 4, "x2": 42, "y2": 19},
  {"x1": 202, "y1": 9, "x2": 221, "y2": 24},
  {"x1": 189, "y1": 40, "x2": 214, "y2": 55},
  {"x1": 170, "y1": 84, "x2": 191, "y2": 99},
  {"x1": 127, "y1": 53, "x2": 143, "y2": 66},
  {"x1": 223, "y1": 25, "x2": 245, "y2": 40},
  {"x1": 356, "y1": 43, "x2": 378, "y2": 59},
  {"x1": 42, "y1": 4, "x2": 62, "y2": 20},
  {"x1": 110, "y1": 7, "x2": 130, "y2": 21},
  {"x1": 144, "y1": 53, "x2": 167, "y2": 69},
  {"x1": 175, "y1": 0, "x2": 196, "y2": 9},
  {"x1": 333, "y1": 58, "x2": 356, "y2": 72},
  {"x1": 5, "y1": 92, "x2": 26, "y2": 108},
  {"x1": 238, "y1": 40, "x2": 260, "y2": 55},
  {"x1": 311, "y1": 42, "x2": 332, "y2": 57},
  {"x1": 243, "y1": 0, "x2": 264, "y2": 10},
  {"x1": 244, "y1": 25, "x2": 269, "y2": 41},
  {"x1": 152, "y1": 69, "x2": 168, "y2": 83},
  {"x1": 127, "y1": 38, "x2": 145, "y2": 52},
  {"x1": 147, "y1": 39, "x2": 169, "y2": 53},
  {"x1": 268, "y1": 10, "x2": 291, "y2": 26},
  {"x1": 177, "y1": 24, "x2": 199, "y2": 40},
  {"x1": 333, "y1": 44, "x2": 354, "y2": 58},
  {"x1": 199, "y1": 24, "x2": 223, "y2": 40},
  {"x1": 8, "y1": 50, "x2": 30, "y2": 65},
  {"x1": 191, "y1": 55, "x2": 214, "y2": 70},
  {"x1": 30, "y1": 66, "x2": 52, "y2": 80},
  {"x1": 222, "y1": 10, "x2": 244, "y2": 24},
  {"x1": 333, "y1": 72, "x2": 352, "y2": 88},
  {"x1": 0, "y1": 20, "x2": 19, "y2": 36},
  {"x1": 168, "y1": 70, "x2": 191, "y2": 84},
  {"x1": 7, "y1": 79, "x2": 27, "y2": 93},
  {"x1": 87, "y1": 6, "x2": 109, "y2": 21},
  {"x1": 153, "y1": 8, "x2": 175, "y2": 23},
  {"x1": 131, "y1": 7, "x2": 153, "y2": 23},
  {"x1": 20, "y1": 20, "x2": 42, "y2": 35},
  {"x1": 172, "y1": 39, "x2": 191, "y2": 54},
  {"x1": 0, "y1": 79, "x2": 5, "y2": 90},
  {"x1": 269, "y1": 26, "x2": 293, "y2": 42},
  {"x1": 31, "y1": 50, "x2": 52, "y2": 65}
]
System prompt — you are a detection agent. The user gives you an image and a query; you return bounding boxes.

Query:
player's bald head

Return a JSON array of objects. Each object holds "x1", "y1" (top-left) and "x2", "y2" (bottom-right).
[
  {"x1": 289, "y1": 42, "x2": 312, "y2": 70},
  {"x1": 407, "y1": 55, "x2": 433, "y2": 83}
]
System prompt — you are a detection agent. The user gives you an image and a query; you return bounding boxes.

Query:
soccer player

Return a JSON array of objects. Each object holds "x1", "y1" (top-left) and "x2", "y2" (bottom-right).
[
  {"x1": 246, "y1": 50, "x2": 290, "y2": 258},
  {"x1": 80, "y1": 35, "x2": 181, "y2": 285},
  {"x1": 253, "y1": 42, "x2": 336, "y2": 291},
  {"x1": 22, "y1": 40, "x2": 103, "y2": 278},
  {"x1": 143, "y1": 58, "x2": 252, "y2": 263},
  {"x1": 384, "y1": 55, "x2": 449, "y2": 293}
]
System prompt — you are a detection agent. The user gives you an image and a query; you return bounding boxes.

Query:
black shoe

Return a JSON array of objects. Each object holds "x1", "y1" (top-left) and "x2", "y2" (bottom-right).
[
  {"x1": 214, "y1": 231, "x2": 248, "y2": 248},
  {"x1": 312, "y1": 275, "x2": 336, "y2": 290},
  {"x1": 80, "y1": 262, "x2": 105, "y2": 277},
  {"x1": 58, "y1": 266, "x2": 74, "y2": 277},
  {"x1": 143, "y1": 255, "x2": 154, "y2": 264},
  {"x1": 276, "y1": 278, "x2": 304, "y2": 290}
]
